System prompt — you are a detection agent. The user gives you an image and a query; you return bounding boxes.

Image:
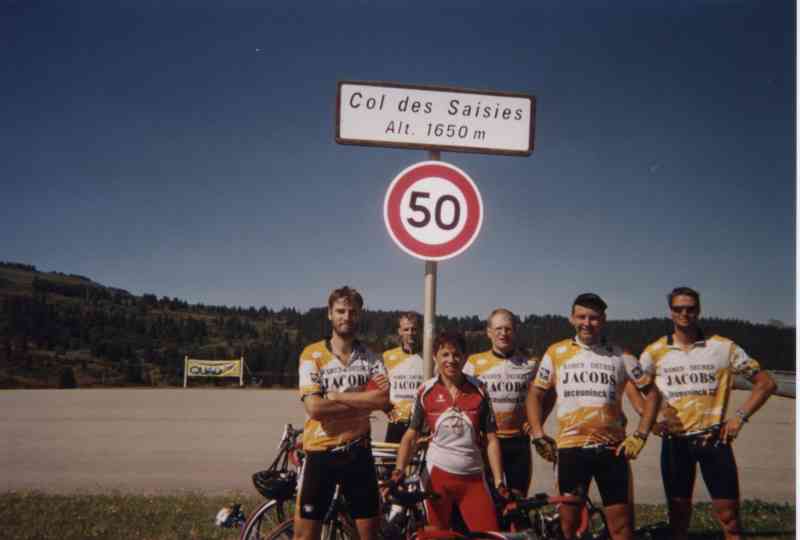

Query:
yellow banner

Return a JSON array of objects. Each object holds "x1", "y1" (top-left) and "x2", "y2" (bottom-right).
[{"x1": 186, "y1": 359, "x2": 242, "y2": 378}]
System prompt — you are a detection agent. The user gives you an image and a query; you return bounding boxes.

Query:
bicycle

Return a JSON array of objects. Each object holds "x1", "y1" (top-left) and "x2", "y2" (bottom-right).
[
  {"x1": 498, "y1": 483, "x2": 670, "y2": 539},
  {"x1": 241, "y1": 429, "x2": 428, "y2": 540},
  {"x1": 500, "y1": 491, "x2": 608, "y2": 540},
  {"x1": 240, "y1": 423, "x2": 305, "y2": 540},
  {"x1": 262, "y1": 476, "x2": 436, "y2": 540}
]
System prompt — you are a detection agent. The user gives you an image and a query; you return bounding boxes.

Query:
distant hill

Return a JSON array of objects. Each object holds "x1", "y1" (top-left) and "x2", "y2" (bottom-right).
[{"x1": 0, "y1": 261, "x2": 794, "y2": 389}]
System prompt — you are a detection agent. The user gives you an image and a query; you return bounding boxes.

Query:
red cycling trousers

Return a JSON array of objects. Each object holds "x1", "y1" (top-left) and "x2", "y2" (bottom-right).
[{"x1": 424, "y1": 466, "x2": 499, "y2": 532}]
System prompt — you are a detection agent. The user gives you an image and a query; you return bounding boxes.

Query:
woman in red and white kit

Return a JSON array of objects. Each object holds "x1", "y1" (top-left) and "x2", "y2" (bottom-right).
[{"x1": 393, "y1": 331, "x2": 507, "y2": 532}]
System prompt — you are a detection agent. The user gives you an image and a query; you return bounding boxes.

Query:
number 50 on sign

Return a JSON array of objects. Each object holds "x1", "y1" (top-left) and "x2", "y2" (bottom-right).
[{"x1": 384, "y1": 161, "x2": 483, "y2": 261}]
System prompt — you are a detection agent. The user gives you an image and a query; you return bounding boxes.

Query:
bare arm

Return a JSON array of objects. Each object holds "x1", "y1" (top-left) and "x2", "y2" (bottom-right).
[
  {"x1": 324, "y1": 373, "x2": 390, "y2": 412},
  {"x1": 302, "y1": 394, "x2": 357, "y2": 421},
  {"x1": 526, "y1": 385, "x2": 548, "y2": 438},
  {"x1": 633, "y1": 384, "x2": 661, "y2": 435},
  {"x1": 720, "y1": 370, "x2": 777, "y2": 443},
  {"x1": 394, "y1": 427, "x2": 419, "y2": 473},
  {"x1": 485, "y1": 432, "x2": 505, "y2": 488},
  {"x1": 328, "y1": 386, "x2": 390, "y2": 411},
  {"x1": 624, "y1": 380, "x2": 646, "y2": 417}
]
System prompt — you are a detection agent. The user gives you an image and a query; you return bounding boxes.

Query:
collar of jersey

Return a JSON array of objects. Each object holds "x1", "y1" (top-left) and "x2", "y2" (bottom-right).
[
  {"x1": 571, "y1": 336, "x2": 608, "y2": 351},
  {"x1": 434, "y1": 374, "x2": 477, "y2": 393},
  {"x1": 665, "y1": 331, "x2": 706, "y2": 349},
  {"x1": 324, "y1": 338, "x2": 364, "y2": 361},
  {"x1": 491, "y1": 348, "x2": 518, "y2": 360}
]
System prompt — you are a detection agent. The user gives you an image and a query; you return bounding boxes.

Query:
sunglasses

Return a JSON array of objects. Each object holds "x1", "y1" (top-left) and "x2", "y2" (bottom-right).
[{"x1": 670, "y1": 305, "x2": 699, "y2": 314}]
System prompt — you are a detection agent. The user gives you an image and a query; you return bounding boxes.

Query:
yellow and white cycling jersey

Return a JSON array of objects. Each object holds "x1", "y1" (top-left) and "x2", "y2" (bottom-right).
[
  {"x1": 639, "y1": 334, "x2": 761, "y2": 436},
  {"x1": 534, "y1": 337, "x2": 649, "y2": 449},
  {"x1": 463, "y1": 349, "x2": 537, "y2": 438},
  {"x1": 382, "y1": 347, "x2": 424, "y2": 423},
  {"x1": 298, "y1": 340, "x2": 386, "y2": 451}
]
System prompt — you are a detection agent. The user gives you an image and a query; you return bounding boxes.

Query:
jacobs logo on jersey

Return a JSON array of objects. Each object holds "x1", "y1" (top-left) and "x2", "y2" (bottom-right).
[
  {"x1": 560, "y1": 370, "x2": 617, "y2": 386},
  {"x1": 324, "y1": 372, "x2": 371, "y2": 390},
  {"x1": 391, "y1": 376, "x2": 424, "y2": 391},
  {"x1": 486, "y1": 380, "x2": 528, "y2": 395},
  {"x1": 665, "y1": 371, "x2": 716, "y2": 386}
]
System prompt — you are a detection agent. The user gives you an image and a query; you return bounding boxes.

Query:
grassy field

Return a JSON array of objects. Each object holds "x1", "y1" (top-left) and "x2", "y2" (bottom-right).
[{"x1": 0, "y1": 492, "x2": 794, "y2": 539}]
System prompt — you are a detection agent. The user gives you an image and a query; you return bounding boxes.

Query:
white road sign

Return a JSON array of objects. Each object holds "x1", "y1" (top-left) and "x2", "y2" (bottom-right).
[
  {"x1": 337, "y1": 81, "x2": 535, "y2": 156},
  {"x1": 384, "y1": 161, "x2": 483, "y2": 261}
]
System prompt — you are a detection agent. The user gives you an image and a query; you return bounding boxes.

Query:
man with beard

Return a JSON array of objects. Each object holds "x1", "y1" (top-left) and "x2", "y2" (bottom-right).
[
  {"x1": 382, "y1": 312, "x2": 425, "y2": 443},
  {"x1": 295, "y1": 286, "x2": 390, "y2": 540},
  {"x1": 640, "y1": 287, "x2": 776, "y2": 540}
]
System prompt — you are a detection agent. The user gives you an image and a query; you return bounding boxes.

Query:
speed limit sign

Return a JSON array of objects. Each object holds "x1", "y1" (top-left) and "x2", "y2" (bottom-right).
[{"x1": 384, "y1": 161, "x2": 483, "y2": 261}]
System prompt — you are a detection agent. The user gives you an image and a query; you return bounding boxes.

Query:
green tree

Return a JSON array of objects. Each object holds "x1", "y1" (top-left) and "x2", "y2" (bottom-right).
[{"x1": 59, "y1": 366, "x2": 78, "y2": 389}]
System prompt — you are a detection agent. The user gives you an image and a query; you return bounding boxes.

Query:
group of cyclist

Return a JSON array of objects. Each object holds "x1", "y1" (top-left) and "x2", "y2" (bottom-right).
[{"x1": 294, "y1": 286, "x2": 776, "y2": 540}]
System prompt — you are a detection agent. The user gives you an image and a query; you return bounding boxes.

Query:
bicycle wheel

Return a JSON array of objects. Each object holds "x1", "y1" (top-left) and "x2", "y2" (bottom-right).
[
  {"x1": 578, "y1": 505, "x2": 609, "y2": 540},
  {"x1": 321, "y1": 514, "x2": 359, "y2": 540},
  {"x1": 259, "y1": 518, "x2": 294, "y2": 540},
  {"x1": 240, "y1": 499, "x2": 293, "y2": 540}
]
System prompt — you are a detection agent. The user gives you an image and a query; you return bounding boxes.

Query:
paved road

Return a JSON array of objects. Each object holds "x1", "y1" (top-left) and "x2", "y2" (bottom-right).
[{"x1": 0, "y1": 388, "x2": 794, "y2": 503}]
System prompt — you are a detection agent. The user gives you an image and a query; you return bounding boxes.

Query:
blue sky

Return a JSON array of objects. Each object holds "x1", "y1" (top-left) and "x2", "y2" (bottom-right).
[{"x1": 1, "y1": 1, "x2": 795, "y2": 325}]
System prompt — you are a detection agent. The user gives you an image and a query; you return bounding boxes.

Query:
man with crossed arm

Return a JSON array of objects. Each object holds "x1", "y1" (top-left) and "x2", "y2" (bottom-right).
[{"x1": 294, "y1": 286, "x2": 390, "y2": 540}]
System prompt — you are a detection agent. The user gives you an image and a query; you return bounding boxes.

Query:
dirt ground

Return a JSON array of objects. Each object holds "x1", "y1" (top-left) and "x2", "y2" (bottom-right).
[{"x1": 0, "y1": 388, "x2": 794, "y2": 503}]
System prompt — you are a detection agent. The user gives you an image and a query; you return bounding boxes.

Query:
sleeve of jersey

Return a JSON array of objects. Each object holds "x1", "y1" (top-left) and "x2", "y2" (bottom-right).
[
  {"x1": 462, "y1": 359, "x2": 475, "y2": 377},
  {"x1": 370, "y1": 354, "x2": 389, "y2": 379},
  {"x1": 533, "y1": 353, "x2": 554, "y2": 390},
  {"x1": 298, "y1": 354, "x2": 322, "y2": 400},
  {"x1": 408, "y1": 392, "x2": 425, "y2": 432},
  {"x1": 479, "y1": 394, "x2": 497, "y2": 434},
  {"x1": 623, "y1": 353, "x2": 652, "y2": 389},
  {"x1": 729, "y1": 343, "x2": 761, "y2": 380},
  {"x1": 638, "y1": 350, "x2": 655, "y2": 380}
]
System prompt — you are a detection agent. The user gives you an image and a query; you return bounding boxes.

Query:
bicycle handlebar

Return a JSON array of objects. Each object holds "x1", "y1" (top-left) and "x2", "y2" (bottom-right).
[
  {"x1": 506, "y1": 492, "x2": 586, "y2": 512},
  {"x1": 379, "y1": 480, "x2": 439, "y2": 507}
]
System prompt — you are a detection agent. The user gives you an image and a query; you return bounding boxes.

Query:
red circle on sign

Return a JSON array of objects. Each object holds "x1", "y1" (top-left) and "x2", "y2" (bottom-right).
[{"x1": 384, "y1": 161, "x2": 482, "y2": 261}]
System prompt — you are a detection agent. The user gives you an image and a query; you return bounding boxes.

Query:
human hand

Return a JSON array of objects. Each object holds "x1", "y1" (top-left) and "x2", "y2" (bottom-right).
[
  {"x1": 616, "y1": 433, "x2": 647, "y2": 459},
  {"x1": 720, "y1": 417, "x2": 744, "y2": 444},
  {"x1": 532, "y1": 435, "x2": 557, "y2": 463},
  {"x1": 389, "y1": 468, "x2": 405, "y2": 490},
  {"x1": 372, "y1": 374, "x2": 389, "y2": 391},
  {"x1": 493, "y1": 482, "x2": 513, "y2": 504}
]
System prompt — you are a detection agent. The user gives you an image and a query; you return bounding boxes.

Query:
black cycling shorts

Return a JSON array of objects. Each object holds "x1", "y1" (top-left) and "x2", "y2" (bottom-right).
[
  {"x1": 660, "y1": 436, "x2": 740, "y2": 500},
  {"x1": 557, "y1": 447, "x2": 630, "y2": 507},
  {"x1": 385, "y1": 421, "x2": 410, "y2": 444},
  {"x1": 297, "y1": 442, "x2": 380, "y2": 520},
  {"x1": 499, "y1": 436, "x2": 532, "y2": 495}
]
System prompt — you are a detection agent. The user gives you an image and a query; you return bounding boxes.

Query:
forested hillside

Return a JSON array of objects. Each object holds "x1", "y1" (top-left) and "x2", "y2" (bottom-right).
[{"x1": 0, "y1": 261, "x2": 794, "y2": 389}]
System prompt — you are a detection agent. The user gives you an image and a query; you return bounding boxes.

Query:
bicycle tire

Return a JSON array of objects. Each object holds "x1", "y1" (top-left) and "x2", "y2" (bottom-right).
[
  {"x1": 259, "y1": 518, "x2": 295, "y2": 540},
  {"x1": 240, "y1": 499, "x2": 292, "y2": 540},
  {"x1": 322, "y1": 513, "x2": 359, "y2": 540},
  {"x1": 577, "y1": 506, "x2": 609, "y2": 540}
]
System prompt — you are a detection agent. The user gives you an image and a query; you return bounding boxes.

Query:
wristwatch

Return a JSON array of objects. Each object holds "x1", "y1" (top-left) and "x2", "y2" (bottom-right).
[
  {"x1": 632, "y1": 431, "x2": 648, "y2": 441},
  {"x1": 735, "y1": 409, "x2": 749, "y2": 423}
]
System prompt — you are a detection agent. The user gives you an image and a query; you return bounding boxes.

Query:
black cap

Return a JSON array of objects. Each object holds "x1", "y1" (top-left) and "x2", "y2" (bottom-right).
[{"x1": 573, "y1": 293, "x2": 608, "y2": 313}]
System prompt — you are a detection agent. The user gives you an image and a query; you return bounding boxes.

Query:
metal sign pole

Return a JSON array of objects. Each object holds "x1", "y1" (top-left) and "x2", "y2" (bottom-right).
[{"x1": 422, "y1": 150, "x2": 440, "y2": 378}]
